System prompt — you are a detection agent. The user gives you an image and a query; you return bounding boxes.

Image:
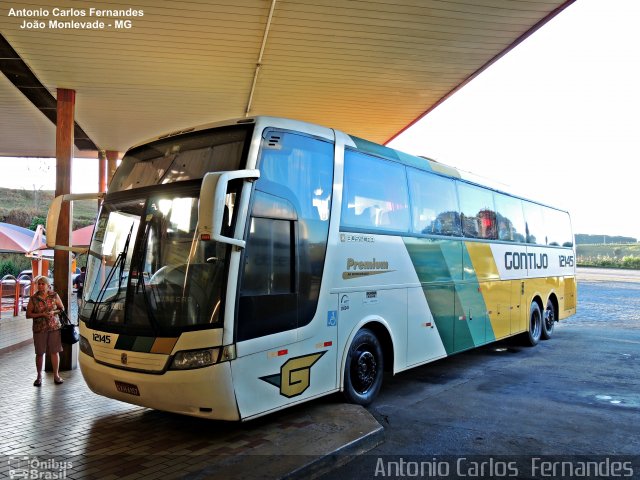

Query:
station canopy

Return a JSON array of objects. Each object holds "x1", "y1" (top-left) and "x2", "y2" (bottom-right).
[{"x1": 0, "y1": 0, "x2": 574, "y2": 159}]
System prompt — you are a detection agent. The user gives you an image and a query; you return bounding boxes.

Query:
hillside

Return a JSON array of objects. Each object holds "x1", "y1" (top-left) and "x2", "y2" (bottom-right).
[
  {"x1": 0, "y1": 187, "x2": 98, "y2": 230},
  {"x1": 575, "y1": 233, "x2": 637, "y2": 244},
  {"x1": 576, "y1": 243, "x2": 640, "y2": 269}
]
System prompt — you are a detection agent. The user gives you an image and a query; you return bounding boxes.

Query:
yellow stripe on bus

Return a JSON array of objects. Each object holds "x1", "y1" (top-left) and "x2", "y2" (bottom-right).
[
  {"x1": 150, "y1": 337, "x2": 179, "y2": 354},
  {"x1": 465, "y1": 242, "x2": 500, "y2": 280}
]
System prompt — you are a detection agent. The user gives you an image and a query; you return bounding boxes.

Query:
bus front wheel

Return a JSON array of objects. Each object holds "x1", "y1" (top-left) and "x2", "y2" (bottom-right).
[
  {"x1": 343, "y1": 328, "x2": 384, "y2": 406},
  {"x1": 542, "y1": 299, "x2": 556, "y2": 340},
  {"x1": 525, "y1": 302, "x2": 543, "y2": 346}
]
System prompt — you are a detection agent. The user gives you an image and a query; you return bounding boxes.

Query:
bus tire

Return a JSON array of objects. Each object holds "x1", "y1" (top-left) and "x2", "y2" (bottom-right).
[
  {"x1": 542, "y1": 298, "x2": 556, "y2": 340},
  {"x1": 343, "y1": 328, "x2": 384, "y2": 406},
  {"x1": 525, "y1": 302, "x2": 542, "y2": 346}
]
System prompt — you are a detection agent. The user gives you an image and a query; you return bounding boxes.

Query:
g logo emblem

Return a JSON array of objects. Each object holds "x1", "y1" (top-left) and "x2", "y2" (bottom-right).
[{"x1": 261, "y1": 352, "x2": 326, "y2": 398}]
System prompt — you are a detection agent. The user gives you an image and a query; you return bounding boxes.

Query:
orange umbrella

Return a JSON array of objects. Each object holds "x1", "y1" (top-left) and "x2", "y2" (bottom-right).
[{"x1": 72, "y1": 224, "x2": 95, "y2": 247}]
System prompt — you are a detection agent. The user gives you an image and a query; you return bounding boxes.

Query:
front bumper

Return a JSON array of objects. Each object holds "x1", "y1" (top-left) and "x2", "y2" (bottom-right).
[{"x1": 79, "y1": 352, "x2": 241, "y2": 420}]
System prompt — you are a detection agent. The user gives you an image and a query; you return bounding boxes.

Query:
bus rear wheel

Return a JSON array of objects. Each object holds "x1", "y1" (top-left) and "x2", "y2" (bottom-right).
[
  {"x1": 542, "y1": 299, "x2": 556, "y2": 340},
  {"x1": 524, "y1": 302, "x2": 542, "y2": 346},
  {"x1": 343, "y1": 328, "x2": 384, "y2": 406}
]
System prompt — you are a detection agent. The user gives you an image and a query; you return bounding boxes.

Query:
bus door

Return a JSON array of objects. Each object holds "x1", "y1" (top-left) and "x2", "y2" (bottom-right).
[
  {"x1": 479, "y1": 280, "x2": 512, "y2": 340},
  {"x1": 454, "y1": 281, "x2": 489, "y2": 351},
  {"x1": 410, "y1": 238, "x2": 464, "y2": 356},
  {"x1": 511, "y1": 280, "x2": 525, "y2": 334},
  {"x1": 423, "y1": 284, "x2": 456, "y2": 354},
  {"x1": 229, "y1": 128, "x2": 335, "y2": 419}
]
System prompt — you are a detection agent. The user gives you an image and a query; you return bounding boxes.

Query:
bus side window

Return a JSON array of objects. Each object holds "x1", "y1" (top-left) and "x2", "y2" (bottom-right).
[
  {"x1": 258, "y1": 130, "x2": 333, "y2": 222},
  {"x1": 359, "y1": 206, "x2": 380, "y2": 228},
  {"x1": 457, "y1": 182, "x2": 497, "y2": 240},
  {"x1": 407, "y1": 168, "x2": 460, "y2": 237},
  {"x1": 545, "y1": 208, "x2": 573, "y2": 247},
  {"x1": 495, "y1": 193, "x2": 526, "y2": 243},
  {"x1": 341, "y1": 149, "x2": 410, "y2": 233},
  {"x1": 523, "y1": 201, "x2": 546, "y2": 244}
]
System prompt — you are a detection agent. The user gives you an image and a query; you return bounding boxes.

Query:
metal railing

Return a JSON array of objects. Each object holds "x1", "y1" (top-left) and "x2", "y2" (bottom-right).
[{"x1": 0, "y1": 274, "x2": 32, "y2": 318}]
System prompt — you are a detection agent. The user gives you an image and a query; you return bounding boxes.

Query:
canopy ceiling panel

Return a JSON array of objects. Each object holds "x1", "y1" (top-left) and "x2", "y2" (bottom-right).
[
  {"x1": 0, "y1": 0, "x2": 573, "y2": 157},
  {"x1": 0, "y1": 71, "x2": 57, "y2": 157}
]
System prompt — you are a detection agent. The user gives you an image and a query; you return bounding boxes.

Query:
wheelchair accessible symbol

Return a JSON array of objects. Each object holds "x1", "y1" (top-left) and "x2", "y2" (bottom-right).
[{"x1": 327, "y1": 310, "x2": 337, "y2": 327}]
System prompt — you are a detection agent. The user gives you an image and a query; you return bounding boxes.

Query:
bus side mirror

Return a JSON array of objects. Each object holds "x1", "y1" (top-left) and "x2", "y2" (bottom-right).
[
  {"x1": 198, "y1": 169, "x2": 260, "y2": 248},
  {"x1": 46, "y1": 192, "x2": 105, "y2": 252}
]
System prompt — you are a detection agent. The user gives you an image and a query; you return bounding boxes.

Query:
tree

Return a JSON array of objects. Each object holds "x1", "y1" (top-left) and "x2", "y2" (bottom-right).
[{"x1": 29, "y1": 216, "x2": 47, "y2": 231}]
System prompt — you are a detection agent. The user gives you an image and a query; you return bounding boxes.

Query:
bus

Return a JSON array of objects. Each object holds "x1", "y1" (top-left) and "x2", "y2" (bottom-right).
[{"x1": 47, "y1": 116, "x2": 576, "y2": 421}]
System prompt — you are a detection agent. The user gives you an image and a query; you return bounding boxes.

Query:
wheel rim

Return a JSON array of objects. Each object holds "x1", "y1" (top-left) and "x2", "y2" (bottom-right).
[
  {"x1": 351, "y1": 348, "x2": 377, "y2": 394},
  {"x1": 544, "y1": 305, "x2": 555, "y2": 331},
  {"x1": 531, "y1": 308, "x2": 542, "y2": 338}
]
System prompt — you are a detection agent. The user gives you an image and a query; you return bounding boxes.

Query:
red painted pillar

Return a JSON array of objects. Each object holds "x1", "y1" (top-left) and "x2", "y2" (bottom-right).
[
  {"x1": 13, "y1": 281, "x2": 19, "y2": 317},
  {"x1": 53, "y1": 88, "x2": 76, "y2": 371},
  {"x1": 106, "y1": 150, "x2": 119, "y2": 186},
  {"x1": 54, "y1": 88, "x2": 74, "y2": 312},
  {"x1": 98, "y1": 150, "x2": 107, "y2": 208}
]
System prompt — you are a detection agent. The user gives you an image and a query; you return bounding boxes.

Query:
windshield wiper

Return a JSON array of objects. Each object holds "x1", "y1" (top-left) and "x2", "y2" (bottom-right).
[
  {"x1": 129, "y1": 222, "x2": 160, "y2": 332},
  {"x1": 89, "y1": 224, "x2": 134, "y2": 323}
]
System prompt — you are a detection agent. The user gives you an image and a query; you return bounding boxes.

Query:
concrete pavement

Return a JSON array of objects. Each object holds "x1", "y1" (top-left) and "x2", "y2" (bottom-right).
[{"x1": 0, "y1": 341, "x2": 383, "y2": 479}]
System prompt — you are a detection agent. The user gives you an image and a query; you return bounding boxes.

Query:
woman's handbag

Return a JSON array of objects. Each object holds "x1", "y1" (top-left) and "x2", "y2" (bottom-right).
[{"x1": 59, "y1": 310, "x2": 80, "y2": 345}]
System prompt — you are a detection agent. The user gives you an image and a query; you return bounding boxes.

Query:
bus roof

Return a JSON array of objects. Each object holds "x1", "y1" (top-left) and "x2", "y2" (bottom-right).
[
  {"x1": 129, "y1": 115, "x2": 569, "y2": 214},
  {"x1": 346, "y1": 133, "x2": 569, "y2": 214}
]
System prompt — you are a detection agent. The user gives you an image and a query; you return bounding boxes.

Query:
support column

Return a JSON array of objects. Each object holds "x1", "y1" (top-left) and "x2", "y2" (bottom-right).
[
  {"x1": 53, "y1": 88, "x2": 77, "y2": 371},
  {"x1": 106, "y1": 150, "x2": 118, "y2": 186},
  {"x1": 98, "y1": 150, "x2": 107, "y2": 208},
  {"x1": 54, "y1": 88, "x2": 73, "y2": 311}
]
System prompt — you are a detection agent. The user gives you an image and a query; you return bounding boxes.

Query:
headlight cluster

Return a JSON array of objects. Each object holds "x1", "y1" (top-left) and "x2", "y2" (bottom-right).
[
  {"x1": 79, "y1": 335, "x2": 94, "y2": 357},
  {"x1": 82, "y1": 333, "x2": 235, "y2": 371},
  {"x1": 169, "y1": 345, "x2": 236, "y2": 370}
]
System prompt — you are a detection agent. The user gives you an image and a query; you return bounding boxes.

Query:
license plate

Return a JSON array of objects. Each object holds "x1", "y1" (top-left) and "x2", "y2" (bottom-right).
[{"x1": 115, "y1": 380, "x2": 140, "y2": 396}]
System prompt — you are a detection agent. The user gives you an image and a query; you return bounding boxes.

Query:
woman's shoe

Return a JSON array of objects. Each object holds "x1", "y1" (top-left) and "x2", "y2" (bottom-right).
[
  {"x1": 33, "y1": 378, "x2": 42, "y2": 387},
  {"x1": 54, "y1": 377, "x2": 64, "y2": 385}
]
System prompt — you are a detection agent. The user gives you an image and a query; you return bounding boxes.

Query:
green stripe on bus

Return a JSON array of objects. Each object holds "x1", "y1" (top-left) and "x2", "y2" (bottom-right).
[
  {"x1": 132, "y1": 336, "x2": 155, "y2": 352},
  {"x1": 349, "y1": 135, "x2": 435, "y2": 172},
  {"x1": 404, "y1": 238, "x2": 496, "y2": 354},
  {"x1": 404, "y1": 238, "x2": 455, "y2": 283},
  {"x1": 115, "y1": 335, "x2": 136, "y2": 351},
  {"x1": 404, "y1": 238, "x2": 456, "y2": 354},
  {"x1": 114, "y1": 335, "x2": 156, "y2": 353}
]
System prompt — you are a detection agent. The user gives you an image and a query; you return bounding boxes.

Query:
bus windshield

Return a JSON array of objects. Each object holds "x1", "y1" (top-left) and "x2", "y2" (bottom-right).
[
  {"x1": 79, "y1": 124, "x2": 252, "y2": 335},
  {"x1": 82, "y1": 187, "x2": 232, "y2": 334},
  {"x1": 109, "y1": 125, "x2": 250, "y2": 193}
]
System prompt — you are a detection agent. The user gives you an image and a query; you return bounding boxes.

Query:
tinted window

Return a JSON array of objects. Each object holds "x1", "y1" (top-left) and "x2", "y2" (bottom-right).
[
  {"x1": 545, "y1": 208, "x2": 573, "y2": 247},
  {"x1": 242, "y1": 217, "x2": 293, "y2": 295},
  {"x1": 237, "y1": 130, "x2": 334, "y2": 341},
  {"x1": 257, "y1": 130, "x2": 333, "y2": 221},
  {"x1": 407, "y1": 169, "x2": 461, "y2": 236},
  {"x1": 458, "y1": 183, "x2": 497, "y2": 239},
  {"x1": 111, "y1": 126, "x2": 249, "y2": 193},
  {"x1": 253, "y1": 130, "x2": 333, "y2": 304},
  {"x1": 523, "y1": 202, "x2": 546, "y2": 244},
  {"x1": 341, "y1": 150, "x2": 410, "y2": 232},
  {"x1": 494, "y1": 193, "x2": 526, "y2": 243}
]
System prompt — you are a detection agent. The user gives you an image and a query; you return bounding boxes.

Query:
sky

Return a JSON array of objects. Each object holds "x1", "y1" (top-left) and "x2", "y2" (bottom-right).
[
  {"x1": 389, "y1": 0, "x2": 640, "y2": 240},
  {"x1": 1, "y1": 156, "x2": 98, "y2": 195},
  {"x1": 1, "y1": 0, "x2": 638, "y2": 239}
]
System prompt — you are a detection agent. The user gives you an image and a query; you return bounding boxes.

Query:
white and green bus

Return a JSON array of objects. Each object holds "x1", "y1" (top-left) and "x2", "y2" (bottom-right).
[{"x1": 48, "y1": 116, "x2": 576, "y2": 421}]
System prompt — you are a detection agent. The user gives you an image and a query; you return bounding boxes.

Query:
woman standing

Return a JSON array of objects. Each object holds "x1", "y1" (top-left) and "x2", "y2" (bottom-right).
[{"x1": 26, "y1": 276, "x2": 66, "y2": 386}]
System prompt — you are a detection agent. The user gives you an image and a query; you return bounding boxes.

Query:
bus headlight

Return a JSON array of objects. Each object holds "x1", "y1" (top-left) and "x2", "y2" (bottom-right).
[
  {"x1": 79, "y1": 335, "x2": 94, "y2": 358},
  {"x1": 169, "y1": 345, "x2": 236, "y2": 370}
]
